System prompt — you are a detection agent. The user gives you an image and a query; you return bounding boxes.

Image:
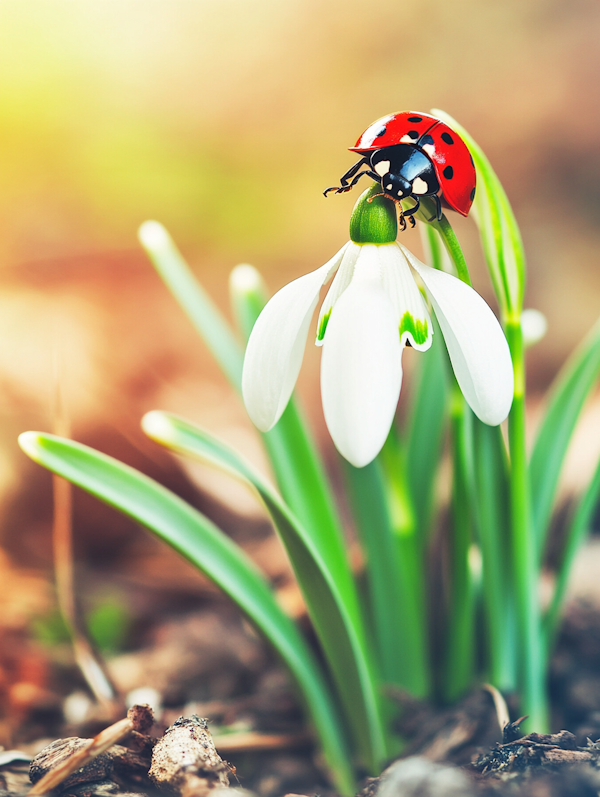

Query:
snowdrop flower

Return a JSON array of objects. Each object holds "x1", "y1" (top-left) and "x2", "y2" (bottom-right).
[{"x1": 242, "y1": 186, "x2": 513, "y2": 467}]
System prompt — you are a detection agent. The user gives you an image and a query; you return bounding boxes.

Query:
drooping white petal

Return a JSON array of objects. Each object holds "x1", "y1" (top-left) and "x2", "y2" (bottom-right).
[
  {"x1": 400, "y1": 243, "x2": 514, "y2": 425},
  {"x1": 378, "y1": 244, "x2": 433, "y2": 350},
  {"x1": 315, "y1": 243, "x2": 360, "y2": 345},
  {"x1": 242, "y1": 244, "x2": 348, "y2": 431},
  {"x1": 321, "y1": 280, "x2": 403, "y2": 467}
]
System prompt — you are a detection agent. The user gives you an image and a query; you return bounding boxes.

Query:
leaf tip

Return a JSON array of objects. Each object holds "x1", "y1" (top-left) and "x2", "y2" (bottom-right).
[
  {"x1": 141, "y1": 411, "x2": 173, "y2": 444},
  {"x1": 18, "y1": 431, "x2": 43, "y2": 462},
  {"x1": 229, "y1": 264, "x2": 264, "y2": 295},
  {"x1": 138, "y1": 221, "x2": 170, "y2": 251}
]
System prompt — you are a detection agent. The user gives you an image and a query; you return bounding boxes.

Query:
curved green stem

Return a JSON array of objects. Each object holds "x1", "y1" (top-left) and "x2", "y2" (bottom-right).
[
  {"x1": 506, "y1": 320, "x2": 548, "y2": 732},
  {"x1": 416, "y1": 198, "x2": 471, "y2": 285},
  {"x1": 442, "y1": 384, "x2": 476, "y2": 701}
]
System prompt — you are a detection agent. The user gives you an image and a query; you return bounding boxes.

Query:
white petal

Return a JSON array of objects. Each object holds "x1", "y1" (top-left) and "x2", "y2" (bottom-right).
[
  {"x1": 315, "y1": 243, "x2": 360, "y2": 345},
  {"x1": 378, "y1": 244, "x2": 433, "y2": 350},
  {"x1": 242, "y1": 244, "x2": 348, "y2": 431},
  {"x1": 400, "y1": 243, "x2": 514, "y2": 425},
  {"x1": 321, "y1": 280, "x2": 403, "y2": 467}
]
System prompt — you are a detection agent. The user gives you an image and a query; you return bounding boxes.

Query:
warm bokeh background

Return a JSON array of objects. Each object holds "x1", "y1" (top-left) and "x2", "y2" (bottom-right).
[{"x1": 1, "y1": 0, "x2": 600, "y2": 734}]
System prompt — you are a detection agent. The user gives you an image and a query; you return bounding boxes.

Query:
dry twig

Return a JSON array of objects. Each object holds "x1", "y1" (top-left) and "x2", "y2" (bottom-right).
[{"x1": 28, "y1": 704, "x2": 154, "y2": 795}]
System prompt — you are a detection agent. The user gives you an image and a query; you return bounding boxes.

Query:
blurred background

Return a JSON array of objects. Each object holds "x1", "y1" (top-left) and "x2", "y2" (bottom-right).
[{"x1": 1, "y1": 0, "x2": 600, "y2": 747}]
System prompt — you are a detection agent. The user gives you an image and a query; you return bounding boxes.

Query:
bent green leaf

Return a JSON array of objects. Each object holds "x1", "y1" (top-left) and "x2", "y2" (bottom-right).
[
  {"x1": 18, "y1": 431, "x2": 354, "y2": 796},
  {"x1": 141, "y1": 411, "x2": 387, "y2": 772},
  {"x1": 142, "y1": 225, "x2": 348, "y2": 603},
  {"x1": 432, "y1": 109, "x2": 525, "y2": 319}
]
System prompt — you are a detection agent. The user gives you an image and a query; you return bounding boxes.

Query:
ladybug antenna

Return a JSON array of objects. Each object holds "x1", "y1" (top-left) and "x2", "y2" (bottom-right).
[{"x1": 368, "y1": 191, "x2": 404, "y2": 209}]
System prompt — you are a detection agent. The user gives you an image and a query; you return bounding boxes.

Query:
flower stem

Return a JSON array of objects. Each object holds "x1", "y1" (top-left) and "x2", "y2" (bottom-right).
[
  {"x1": 379, "y1": 432, "x2": 432, "y2": 698},
  {"x1": 442, "y1": 384, "x2": 476, "y2": 702},
  {"x1": 416, "y1": 198, "x2": 471, "y2": 285},
  {"x1": 506, "y1": 318, "x2": 548, "y2": 732},
  {"x1": 471, "y1": 420, "x2": 517, "y2": 692}
]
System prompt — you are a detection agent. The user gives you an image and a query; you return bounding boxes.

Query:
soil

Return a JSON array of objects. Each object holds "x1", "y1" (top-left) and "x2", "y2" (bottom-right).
[
  {"x1": 3, "y1": 589, "x2": 600, "y2": 797},
  {"x1": 2, "y1": 417, "x2": 600, "y2": 797}
]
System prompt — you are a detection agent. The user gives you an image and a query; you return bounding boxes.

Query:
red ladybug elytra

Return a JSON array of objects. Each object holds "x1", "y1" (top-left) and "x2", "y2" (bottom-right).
[{"x1": 324, "y1": 111, "x2": 476, "y2": 230}]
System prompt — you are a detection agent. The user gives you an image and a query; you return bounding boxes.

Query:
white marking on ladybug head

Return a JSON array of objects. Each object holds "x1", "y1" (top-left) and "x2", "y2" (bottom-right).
[
  {"x1": 412, "y1": 177, "x2": 428, "y2": 195},
  {"x1": 386, "y1": 183, "x2": 393, "y2": 190},
  {"x1": 397, "y1": 188, "x2": 405, "y2": 197},
  {"x1": 374, "y1": 160, "x2": 390, "y2": 177},
  {"x1": 400, "y1": 134, "x2": 415, "y2": 144},
  {"x1": 421, "y1": 143, "x2": 435, "y2": 156}
]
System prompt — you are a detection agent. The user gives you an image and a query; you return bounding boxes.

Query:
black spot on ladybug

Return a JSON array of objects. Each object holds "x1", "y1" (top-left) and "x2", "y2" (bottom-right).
[
  {"x1": 470, "y1": 187, "x2": 476, "y2": 201},
  {"x1": 441, "y1": 132, "x2": 454, "y2": 145},
  {"x1": 376, "y1": 126, "x2": 387, "y2": 137},
  {"x1": 407, "y1": 116, "x2": 423, "y2": 123},
  {"x1": 443, "y1": 165, "x2": 454, "y2": 179},
  {"x1": 408, "y1": 130, "x2": 419, "y2": 140},
  {"x1": 420, "y1": 134, "x2": 434, "y2": 146}
]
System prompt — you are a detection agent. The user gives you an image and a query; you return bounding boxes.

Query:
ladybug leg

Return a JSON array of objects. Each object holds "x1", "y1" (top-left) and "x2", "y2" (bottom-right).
[
  {"x1": 428, "y1": 194, "x2": 442, "y2": 222},
  {"x1": 324, "y1": 158, "x2": 376, "y2": 196},
  {"x1": 402, "y1": 197, "x2": 420, "y2": 219},
  {"x1": 423, "y1": 194, "x2": 442, "y2": 222}
]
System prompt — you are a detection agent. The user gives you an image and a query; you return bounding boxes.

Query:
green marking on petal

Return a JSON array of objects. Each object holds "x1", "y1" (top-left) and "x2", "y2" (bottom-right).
[
  {"x1": 399, "y1": 311, "x2": 429, "y2": 346},
  {"x1": 317, "y1": 308, "x2": 331, "y2": 341},
  {"x1": 349, "y1": 184, "x2": 398, "y2": 245}
]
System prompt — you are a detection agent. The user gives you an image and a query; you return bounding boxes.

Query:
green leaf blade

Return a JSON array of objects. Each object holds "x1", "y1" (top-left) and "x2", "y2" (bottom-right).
[
  {"x1": 138, "y1": 221, "x2": 244, "y2": 391},
  {"x1": 344, "y1": 454, "x2": 431, "y2": 699},
  {"x1": 544, "y1": 453, "x2": 600, "y2": 653},
  {"x1": 18, "y1": 431, "x2": 355, "y2": 796},
  {"x1": 432, "y1": 109, "x2": 525, "y2": 318},
  {"x1": 530, "y1": 318, "x2": 600, "y2": 555},
  {"x1": 141, "y1": 412, "x2": 388, "y2": 771}
]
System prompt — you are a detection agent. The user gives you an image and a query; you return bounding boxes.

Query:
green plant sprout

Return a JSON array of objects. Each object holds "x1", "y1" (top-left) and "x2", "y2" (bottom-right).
[{"x1": 18, "y1": 110, "x2": 600, "y2": 796}]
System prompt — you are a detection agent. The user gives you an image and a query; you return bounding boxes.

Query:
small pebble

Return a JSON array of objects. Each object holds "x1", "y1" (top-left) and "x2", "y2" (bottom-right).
[{"x1": 377, "y1": 757, "x2": 475, "y2": 797}]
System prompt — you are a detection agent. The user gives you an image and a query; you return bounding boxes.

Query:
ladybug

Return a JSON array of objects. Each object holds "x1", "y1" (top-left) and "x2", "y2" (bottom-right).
[{"x1": 324, "y1": 111, "x2": 476, "y2": 230}]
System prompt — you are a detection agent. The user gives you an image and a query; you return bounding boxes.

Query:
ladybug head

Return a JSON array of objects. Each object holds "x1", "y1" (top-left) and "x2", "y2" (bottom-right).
[
  {"x1": 370, "y1": 150, "x2": 412, "y2": 201},
  {"x1": 370, "y1": 145, "x2": 440, "y2": 203}
]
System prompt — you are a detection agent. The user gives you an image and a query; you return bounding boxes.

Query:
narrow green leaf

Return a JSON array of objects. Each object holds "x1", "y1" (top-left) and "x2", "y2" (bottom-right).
[
  {"x1": 345, "y1": 447, "x2": 431, "y2": 698},
  {"x1": 432, "y1": 109, "x2": 525, "y2": 319},
  {"x1": 544, "y1": 453, "x2": 600, "y2": 654},
  {"x1": 138, "y1": 221, "x2": 244, "y2": 391},
  {"x1": 442, "y1": 392, "x2": 476, "y2": 702},
  {"x1": 18, "y1": 431, "x2": 355, "y2": 795},
  {"x1": 530, "y1": 318, "x2": 600, "y2": 556},
  {"x1": 505, "y1": 321, "x2": 548, "y2": 732},
  {"x1": 471, "y1": 420, "x2": 516, "y2": 691},
  {"x1": 229, "y1": 264, "x2": 269, "y2": 341},
  {"x1": 141, "y1": 412, "x2": 387, "y2": 771},
  {"x1": 140, "y1": 234, "x2": 348, "y2": 598},
  {"x1": 405, "y1": 316, "x2": 449, "y2": 541},
  {"x1": 229, "y1": 265, "x2": 354, "y2": 632}
]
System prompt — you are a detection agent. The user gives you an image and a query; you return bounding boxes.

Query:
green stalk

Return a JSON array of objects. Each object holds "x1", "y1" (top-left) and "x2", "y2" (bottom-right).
[
  {"x1": 442, "y1": 384, "x2": 476, "y2": 701},
  {"x1": 506, "y1": 319, "x2": 548, "y2": 731},
  {"x1": 344, "y1": 457, "x2": 429, "y2": 699},
  {"x1": 379, "y1": 432, "x2": 432, "y2": 697},
  {"x1": 544, "y1": 455, "x2": 600, "y2": 655},
  {"x1": 416, "y1": 198, "x2": 471, "y2": 285},
  {"x1": 420, "y1": 217, "x2": 477, "y2": 700},
  {"x1": 471, "y1": 420, "x2": 516, "y2": 691}
]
